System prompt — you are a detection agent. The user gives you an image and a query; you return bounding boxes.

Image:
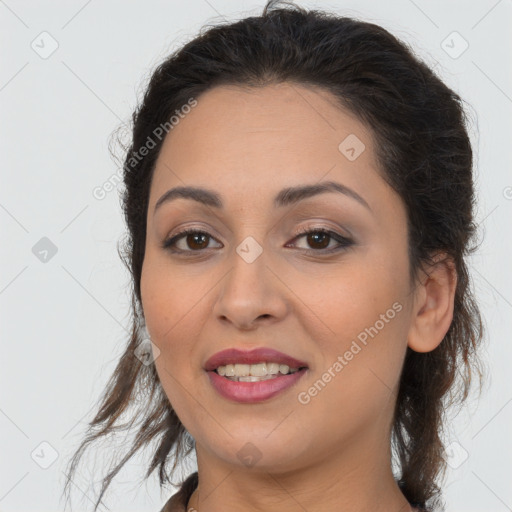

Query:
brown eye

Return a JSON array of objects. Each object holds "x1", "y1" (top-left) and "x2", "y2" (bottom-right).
[
  {"x1": 162, "y1": 229, "x2": 222, "y2": 252},
  {"x1": 290, "y1": 227, "x2": 354, "y2": 253},
  {"x1": 185, "y1": 232, "x2": 210, "y2": 250},
  {"x1": 304, "y1": 231, "x2": 330, "y2": 249}
]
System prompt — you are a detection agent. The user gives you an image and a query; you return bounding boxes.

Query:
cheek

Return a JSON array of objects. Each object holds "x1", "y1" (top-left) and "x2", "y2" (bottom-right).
[
  {"x1": 293, "y1": 285, "x2": 408, "y2": 447},
  {"x1": 290, "y1": 248, "x2": 410, "y2": 409},
  {"x1": 292, "y1": 251, "x2": 409, "y2": 347},
  {"x1": 140, "y1": 249, "x2": 202, "y2": 345},
  {"x1": 140, "y1": 252, "x2": 211, "y2": 411}
]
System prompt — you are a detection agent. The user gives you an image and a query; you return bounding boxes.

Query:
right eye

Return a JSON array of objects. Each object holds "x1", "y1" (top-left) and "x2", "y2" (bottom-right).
[{"x1": 161, "y1": 228, "x2": 222, "y2": 253}]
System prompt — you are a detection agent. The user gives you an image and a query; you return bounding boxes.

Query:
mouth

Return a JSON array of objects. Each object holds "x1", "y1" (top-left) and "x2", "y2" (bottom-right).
[{"x1": 204, "y1": 347, "x2": 309, "y2": 403}]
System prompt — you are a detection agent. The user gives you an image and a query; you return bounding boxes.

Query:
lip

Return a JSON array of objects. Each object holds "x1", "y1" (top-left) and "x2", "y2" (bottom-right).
[
  {"x1": 204, "y1": 347, "x2": 309, "y2": 372},
  {"x1": 207, "y1": 368, "x2": 308, "y2": 403}
]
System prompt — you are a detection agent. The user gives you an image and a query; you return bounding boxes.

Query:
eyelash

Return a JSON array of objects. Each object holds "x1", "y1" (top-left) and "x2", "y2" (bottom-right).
[{"x1": 161, "y1": 226, "x2": 354, "y2": 256}]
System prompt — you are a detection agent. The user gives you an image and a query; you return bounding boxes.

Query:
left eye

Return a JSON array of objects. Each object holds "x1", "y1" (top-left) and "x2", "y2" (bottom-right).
[
  {"x1": 162, "y1": 227, "x2": 353, "y2": 254},
  {"x1": 290, "y1": 227, "x2": 353, "y2": 252}
]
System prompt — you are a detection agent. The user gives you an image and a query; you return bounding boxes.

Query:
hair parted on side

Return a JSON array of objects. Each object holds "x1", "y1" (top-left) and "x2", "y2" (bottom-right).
[{"x1": 62, "y1": 1, "x2": 485, "y2": 511}]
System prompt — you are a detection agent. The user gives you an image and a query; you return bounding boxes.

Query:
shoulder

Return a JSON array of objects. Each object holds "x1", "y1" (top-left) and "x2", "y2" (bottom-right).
[{"x1": 159, "y1": 472, "x2": 199, "y2": 512}]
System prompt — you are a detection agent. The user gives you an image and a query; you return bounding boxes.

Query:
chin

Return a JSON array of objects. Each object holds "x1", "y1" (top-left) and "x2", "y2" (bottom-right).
[{"x1": 208, "y1": 434, "x2": 307, "y2": 472}]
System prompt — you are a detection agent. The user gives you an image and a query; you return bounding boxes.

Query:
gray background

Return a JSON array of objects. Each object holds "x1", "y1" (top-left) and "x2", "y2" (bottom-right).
[{"x1": 1, "y1": 0, "x2": 511, "y2": 511}]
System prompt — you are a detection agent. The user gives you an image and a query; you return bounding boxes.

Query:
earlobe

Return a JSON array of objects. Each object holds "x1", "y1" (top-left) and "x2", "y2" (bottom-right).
[{"x1": 407, "y1": 253, "x2": 457, "y2": 353}]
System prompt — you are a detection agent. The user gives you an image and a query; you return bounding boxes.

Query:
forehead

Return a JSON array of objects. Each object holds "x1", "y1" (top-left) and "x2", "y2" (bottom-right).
[
  {"x1": 149, "y1": 83, "x2": 390, "y2": 216},
  {"x1": 157, "y1": 82, "x2": 375, "y2": 162}
]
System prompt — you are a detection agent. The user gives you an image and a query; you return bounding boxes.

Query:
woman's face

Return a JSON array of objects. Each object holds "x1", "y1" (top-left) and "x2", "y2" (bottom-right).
[{"x1": 141, "y1": 83, "x2": 419, "y2": 474}]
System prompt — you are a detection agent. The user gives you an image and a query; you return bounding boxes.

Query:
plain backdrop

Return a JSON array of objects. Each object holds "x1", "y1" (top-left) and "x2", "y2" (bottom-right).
[{"x1": 1, "y1": 1, "x2": 511, "y2": 511}]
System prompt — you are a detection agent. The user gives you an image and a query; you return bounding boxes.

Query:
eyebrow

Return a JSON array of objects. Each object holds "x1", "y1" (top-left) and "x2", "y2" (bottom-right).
[{"x1": 154, "y1": 180, "x2": 371, "y2": 213}]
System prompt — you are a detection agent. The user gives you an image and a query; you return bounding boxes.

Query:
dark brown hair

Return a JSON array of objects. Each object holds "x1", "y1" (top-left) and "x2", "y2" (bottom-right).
[{"x1": 62, "y1": 1, "x2": 485, "y2": 510}]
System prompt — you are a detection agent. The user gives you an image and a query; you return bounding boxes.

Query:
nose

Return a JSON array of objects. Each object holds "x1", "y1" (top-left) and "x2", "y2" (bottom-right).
[{"x1": 212, "y1": 243, "x2": 289, "y2": 331}]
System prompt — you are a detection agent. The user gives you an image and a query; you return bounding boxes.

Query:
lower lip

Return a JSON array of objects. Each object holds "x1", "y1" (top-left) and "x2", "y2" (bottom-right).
[{"x1": 207, "y1": 369, "x2": 308, "y2": 403}]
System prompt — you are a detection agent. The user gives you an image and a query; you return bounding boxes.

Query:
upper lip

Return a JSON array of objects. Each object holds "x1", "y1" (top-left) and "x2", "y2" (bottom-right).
[{"x1": 204, "y1": 347, "x2": 309, "y2": 371}]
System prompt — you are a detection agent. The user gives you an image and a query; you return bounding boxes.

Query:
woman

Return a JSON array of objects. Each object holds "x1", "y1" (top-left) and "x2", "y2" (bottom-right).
[{"x1": 63, "y1": 1, "x2": 484, "y2": 511}]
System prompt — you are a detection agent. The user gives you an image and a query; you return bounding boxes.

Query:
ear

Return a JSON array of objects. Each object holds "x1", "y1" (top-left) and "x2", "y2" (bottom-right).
[{"x1": 407, "y1": 252, "x2": 457, "y2": 353}]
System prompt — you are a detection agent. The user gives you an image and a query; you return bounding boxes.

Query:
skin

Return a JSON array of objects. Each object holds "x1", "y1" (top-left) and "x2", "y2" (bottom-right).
[{"x1": 140, "y1": 83, "x2": 456, "y2": 512}]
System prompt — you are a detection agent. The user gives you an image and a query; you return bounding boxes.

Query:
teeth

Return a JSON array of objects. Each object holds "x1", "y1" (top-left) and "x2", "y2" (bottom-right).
[
  {"x1": 279, "y1": 364, "x2": 289, "y2": 374},
  {"x1": 215, "y1": 361, "x2": 301, "y2": 377},
  {"x1": 267, "y1": 362, "x2": 280, "y2": 375}
]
